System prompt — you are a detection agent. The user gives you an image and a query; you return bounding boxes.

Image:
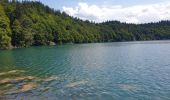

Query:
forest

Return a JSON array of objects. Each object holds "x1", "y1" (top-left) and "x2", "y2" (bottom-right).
[{"x1": 0, "y1": 0, "x2": 170, "y2": 49}]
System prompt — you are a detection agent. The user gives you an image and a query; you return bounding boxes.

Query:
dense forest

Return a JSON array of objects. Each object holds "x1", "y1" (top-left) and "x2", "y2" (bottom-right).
[{"x1": 0, "y1": 0, "x2": 170, "y2": 49}]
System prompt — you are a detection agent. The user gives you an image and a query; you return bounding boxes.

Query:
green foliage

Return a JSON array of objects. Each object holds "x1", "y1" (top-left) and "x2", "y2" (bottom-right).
[
  {"x1": 11, "y1": 15, "x2": 34, "y2": 47},
  {"x1": 0, "y1": 1, "x2": 170, "y2": 49},
  {"x1": 0, "y1": 4, "x2": 11, "y2": 49},
  {"x1": 11, "y1": 19, "x2": 21, "y2": 46}
]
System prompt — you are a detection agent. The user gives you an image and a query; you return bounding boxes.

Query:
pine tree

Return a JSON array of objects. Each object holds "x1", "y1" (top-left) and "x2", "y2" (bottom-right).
[{"x1": 0, "y1": 4, "x2": 11, "y2": 49}]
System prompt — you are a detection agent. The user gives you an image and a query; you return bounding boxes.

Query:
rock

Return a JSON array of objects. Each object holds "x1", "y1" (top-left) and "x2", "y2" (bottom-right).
[
  {"x1": 8, "y1": 70, "x2": 25, "y2": 73},
  {"x1": 119, "y1": 84, "x2": 141, "y2": 91},
  {"x1": 0, "y1": 70, "x2": 25, "y2": 76},
  {"x1": 25, "y1": 76, "x2": 36, "y2": 80},
  {"x1": 0, "y1": 78, "x2": 13, "y2": 84},
  {"x1": 0, "y1": 91, "x2": 5, "y2": 95},
  {"x1": 48, "y1": 41, "x2": 56, "y2": 46},
  {"x1": 20, "y1": 82, "x2": 37, "y2": 92},
  {"x1": 66, "y1": 80, "x2": 88, "y2": 88},
  {"x1": 0, "y1": 76, "x2": 36, "y2": 85},
  {"x1": 39, "y1": 76, "x2": 59, "y2": 82}
]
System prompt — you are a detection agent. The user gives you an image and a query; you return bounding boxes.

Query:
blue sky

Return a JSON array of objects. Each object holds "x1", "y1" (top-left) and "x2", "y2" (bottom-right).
[
  {"x1": 31, "y1": 0, "x2": 170, "y2": 23},
  {"x1": 38, "y1": 0, "x2": 164, "y2": 10}
]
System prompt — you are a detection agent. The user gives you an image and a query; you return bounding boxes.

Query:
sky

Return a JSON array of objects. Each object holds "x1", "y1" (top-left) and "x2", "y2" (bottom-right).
[{"x1": 29, "y1": 0, "x2": 170, "y2": 23}]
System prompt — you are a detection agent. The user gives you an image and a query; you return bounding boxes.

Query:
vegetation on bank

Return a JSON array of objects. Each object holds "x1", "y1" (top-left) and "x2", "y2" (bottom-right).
[{"x1": 0, "y1": 0, "x2": 170, "y2": 49}]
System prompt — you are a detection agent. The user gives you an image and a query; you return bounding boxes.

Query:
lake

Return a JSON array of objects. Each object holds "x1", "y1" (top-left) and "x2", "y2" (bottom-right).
[{"x1": 0, "y1": 41, "x2": 170, "y2": 100}]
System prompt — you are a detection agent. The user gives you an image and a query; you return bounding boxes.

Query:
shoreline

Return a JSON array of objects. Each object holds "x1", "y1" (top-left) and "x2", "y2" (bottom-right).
[{"x1": 1, "y1": 39, "x2": 170, "y2": 51}]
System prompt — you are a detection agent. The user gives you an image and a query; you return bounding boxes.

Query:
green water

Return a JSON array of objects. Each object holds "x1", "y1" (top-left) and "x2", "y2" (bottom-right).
[{"x1": 0, "y1": 41, "x2": 170, "y2": 100}]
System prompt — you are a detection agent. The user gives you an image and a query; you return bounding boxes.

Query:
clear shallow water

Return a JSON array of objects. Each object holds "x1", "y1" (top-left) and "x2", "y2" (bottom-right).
[{"x1": 0, "y1": 41, "x2": 170, "y2": 100}]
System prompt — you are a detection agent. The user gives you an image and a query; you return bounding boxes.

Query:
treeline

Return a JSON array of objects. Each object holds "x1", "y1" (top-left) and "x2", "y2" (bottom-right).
[{"x1": 0, "y1": 0, "x2": 170, "y2": 49}]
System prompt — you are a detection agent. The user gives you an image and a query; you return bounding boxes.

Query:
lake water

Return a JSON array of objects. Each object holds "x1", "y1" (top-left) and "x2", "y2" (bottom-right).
[{"x1": 0, "y1": 41, "x2": 170, "y2": 100}]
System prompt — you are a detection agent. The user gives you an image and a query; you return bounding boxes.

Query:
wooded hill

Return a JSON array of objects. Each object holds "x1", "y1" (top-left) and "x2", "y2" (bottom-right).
[{"x1": 0, "y1": 0, "x2": 170, "y2": 49}]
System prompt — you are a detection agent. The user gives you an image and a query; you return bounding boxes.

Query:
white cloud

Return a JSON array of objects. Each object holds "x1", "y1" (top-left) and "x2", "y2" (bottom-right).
[{"x1": 63, "y1": 2, "x2": 170, "y2": 23}]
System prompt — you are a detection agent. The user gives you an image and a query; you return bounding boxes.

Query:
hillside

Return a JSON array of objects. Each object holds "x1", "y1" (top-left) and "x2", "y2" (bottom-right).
[{"x1": 0, "y1": 0, "x2": 170, "y2": 49}]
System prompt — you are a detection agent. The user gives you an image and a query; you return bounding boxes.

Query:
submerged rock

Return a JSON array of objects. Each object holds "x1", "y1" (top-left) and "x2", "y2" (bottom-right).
[
  {"x1": 0, "y1": 78, "x2": 13, "y2": 84},
  {"x1": 119, "y1": 84, "x2": 141, "y2": 91},
  {"x1": 20, "y1": 82, "x2": 37, "y2": 92},
  {"x1": 8, "y1": 70, "x2": 25, "y2": 73},
  {"x1": 42, "y1": 76, "x2": 59, "y2": 82},
  {"x1": 0, "y1": 69, "x2": 60, "y2": 95},
  {"x1": 0, "y1": 75, "x2": 59, "y2": 85},
  {"x1": 0, "y1": 91, "x2": 5, "y2": 95},
  {"x1": 66, "y1": 80, "x2": 88, "y2": 88},
  {"x1": 0, "y1": 70, "x2": 25, "y2": 76},
  {"x1": 0, "y1": 76, "x2": 36, "y2": 84}
]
